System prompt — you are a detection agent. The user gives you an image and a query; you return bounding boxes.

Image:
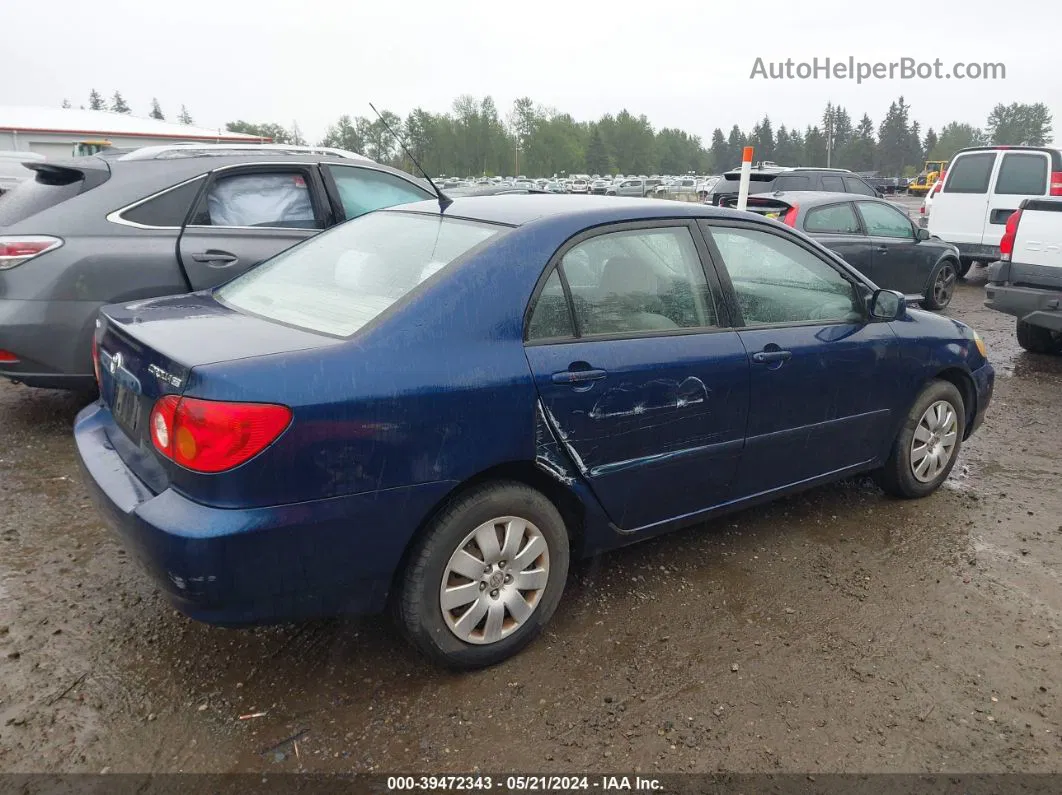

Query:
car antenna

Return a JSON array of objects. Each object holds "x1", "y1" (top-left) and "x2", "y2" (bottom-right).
[{"x1": 369, "y1": 103, "x2": 452, "y2": 212}]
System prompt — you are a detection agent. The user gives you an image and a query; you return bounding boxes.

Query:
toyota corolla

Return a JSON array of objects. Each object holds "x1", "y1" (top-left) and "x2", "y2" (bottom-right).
[{"x1": 75, "y1": 195, "x2": 994, "y2": 669}]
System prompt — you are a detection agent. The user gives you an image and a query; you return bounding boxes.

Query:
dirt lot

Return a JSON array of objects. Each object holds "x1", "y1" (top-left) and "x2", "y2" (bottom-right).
[{"x1": 2, "y1": 265, "x2": 1061, "y2": 775}]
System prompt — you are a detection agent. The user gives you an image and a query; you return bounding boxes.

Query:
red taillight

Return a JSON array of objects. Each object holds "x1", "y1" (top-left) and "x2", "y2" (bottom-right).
[
  {"x1": 150, "y1": 396, "x2": 291, "y2": 473},
  {"x1": 91, "y1": 336, "x2": 101, "y2": 386},
  {"x1": 1050, "y1": 171, "x2": 1062, "y2": 196},
  {"x1": 999, "y1": 209, "x2": 1023, "y2": 262},
  {"x1": 932, "y1": 181, "x2": 943, "y2": 195},
  {"x1": 0, "y1": 350, "x2": 19, "y2": 364},
  {"x1": 781, "y1": 205, "x2": 799, "y2": 227},
  {"x1": 0, "y1": 236, "x2": 63, "y2": 270}
]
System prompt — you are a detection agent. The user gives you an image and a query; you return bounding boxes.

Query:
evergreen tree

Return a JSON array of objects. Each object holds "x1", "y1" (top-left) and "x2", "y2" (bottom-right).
[
  {"x1": 110, "y1": 91, "x2": 131, "y2": 114},
  {"x1": 177, "y1": 105, "x2": 194, "y2": 125},
  {"x1": 149, "y1": 98, "x2": 165, "y2": 120},
  {"x1": 88, "y1": 89, "x2": 104, "y2": 111},
  {"x1": 585, "y1": 126, "x2": 610, "y2": 175},
  {"x1": 61, "y1": 98, "x2": 72, "y2": 109},
  {"x1": 709, "y1": 128, "x2": 728, "y2": 172},
  {"x1": 752, "y1": 115, "x2": 774, "y2": 162}
]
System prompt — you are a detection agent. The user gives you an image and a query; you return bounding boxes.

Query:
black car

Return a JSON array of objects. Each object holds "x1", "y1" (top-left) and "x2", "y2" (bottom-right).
[
  {"x1": 706, "y1": 166, "x2": 883, "y2": 206},
  {"x1": 724, "y1": 191, "x2": 962, "y2": 310}
]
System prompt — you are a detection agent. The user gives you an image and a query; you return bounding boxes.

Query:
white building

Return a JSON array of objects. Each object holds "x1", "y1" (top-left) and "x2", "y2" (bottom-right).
[{"x1": 0, "y1": 105, "x2": 268, "y2": 158}]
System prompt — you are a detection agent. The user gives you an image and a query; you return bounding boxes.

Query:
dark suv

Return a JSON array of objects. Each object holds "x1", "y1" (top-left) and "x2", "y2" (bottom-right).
[
  {"x1": 0, "y1": 145, "x2": 432, "y2": 390},
  {"x1": 705, "y1": 166, "x2": 883, "y2": 205}
]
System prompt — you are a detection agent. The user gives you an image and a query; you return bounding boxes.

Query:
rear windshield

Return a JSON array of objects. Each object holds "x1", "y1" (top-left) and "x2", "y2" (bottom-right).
[
  {"x1": 0, "y1": 176, "x2": 83, "y2": 226},
  {"x1": 216, "y1": 211, "x2": 503, "y2": 337}
]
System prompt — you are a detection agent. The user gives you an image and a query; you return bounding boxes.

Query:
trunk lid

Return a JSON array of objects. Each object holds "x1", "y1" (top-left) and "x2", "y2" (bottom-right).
[{"x1": 95, "y1": 292, "x2": 341, "y2": 490}]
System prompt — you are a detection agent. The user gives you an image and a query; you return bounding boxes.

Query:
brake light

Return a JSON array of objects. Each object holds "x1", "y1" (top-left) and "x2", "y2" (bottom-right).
[
  {"x1": 0, "y1": 350, "x2": 19, "y2": 364},
  {"x1": 149, "y1": 396, "x2": 292, "y2": 473},
  {"x1": 1050, "y1": 171, "x2": 1062, "y2": 196},
  {"x1": 0, "y1": 236, "x2": 63, "y2": 270},
  {"x1": 932, "y1": 181, "x2": 943, "y2": 196},
  {"x1": 999, "y1": 209, "x2": 1023, "y2": 262},
  {"x1": 91, "y1": 336, "x2": 100, "y2": 386},
  {"x1": 781, "y1": 205, "x2": 799, "y2": 227}
]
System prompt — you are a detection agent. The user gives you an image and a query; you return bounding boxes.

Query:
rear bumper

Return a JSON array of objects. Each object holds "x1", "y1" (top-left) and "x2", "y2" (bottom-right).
[
  {"x1": 954, "y1": 243, "x2": 1001, "y2": 262},
  {"x1": 985, "y1": 282, "x2": 1062, "y2": 331},
  {"x1": 0, "y1": 298, "x2": 100, "y2": 389},
  {"x1": 74, "y1": 401, "x2": 457, "y2": 626}
]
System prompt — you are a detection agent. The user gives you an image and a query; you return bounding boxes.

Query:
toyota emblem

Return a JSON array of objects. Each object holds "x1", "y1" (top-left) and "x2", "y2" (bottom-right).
[{"x1": 110, "y1": 351, "x2": 122, "y2": 375}]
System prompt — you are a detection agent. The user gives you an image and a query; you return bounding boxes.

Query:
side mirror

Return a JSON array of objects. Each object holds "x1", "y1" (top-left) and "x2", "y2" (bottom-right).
[
  {"x1": 876, "y1": 190, "x2": 885, "y2": 199},
  {"x1": 868, "y1": 289, "x2": 906, "y2": 321},
  {"x1": 915, "y1": 227, "x2": 931, "y2": 241}
]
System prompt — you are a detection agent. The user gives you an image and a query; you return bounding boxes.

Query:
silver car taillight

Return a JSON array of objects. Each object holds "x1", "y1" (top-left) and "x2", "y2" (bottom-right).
[{"x1": 0, "y1": 236, "x2": 63, "y2": 270}]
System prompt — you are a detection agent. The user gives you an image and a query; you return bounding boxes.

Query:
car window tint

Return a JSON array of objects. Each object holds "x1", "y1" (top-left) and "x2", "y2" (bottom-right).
[
  {"x1": 943, "y1": 153, "x2": 995, "y2": 194},
  {"x1": 325, "y1": 166, "x2": 431, "y2": 220},
  {"x1": 199, "y1": 172, "x2": 320, "y2": 228},
  {"x1": 561, "y1": 226, "x2": 716, "y2": 336},
  {"x1": 821, "y1": 175, "x2": 845, "y2": 191},
  {"x1": 772, "y1": 175, "x2": 809, "y2": 191},
  {"x1": 708, "y1": 226, "x2": 862, "y2": 326},
  {"x1": 994, "y1": 153, "x2": 1048, "y2": 195},
  {"x1": 844, "y1": 176, "x2": 876, "y2": 196},
  {"x1": 121, "y1": 177, "x2": 204, "y2": 227},
  {"x1": 804, "y1": 203, "x2": 861, "y2": 234},
  {"x1": 526, "y1": 269, "x2": 575, "y2": 341},
  {"x1": 857, "y1": 201, "x2": 913, "y2": 238}
]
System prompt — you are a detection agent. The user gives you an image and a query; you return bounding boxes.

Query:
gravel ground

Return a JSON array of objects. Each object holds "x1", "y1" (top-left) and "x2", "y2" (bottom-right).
[{"x1": 2, "y1": 262, "x2": 1061, "y2": 775}]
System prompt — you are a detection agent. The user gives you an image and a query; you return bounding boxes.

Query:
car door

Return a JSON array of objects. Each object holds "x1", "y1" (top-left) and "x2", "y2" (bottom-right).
[
  {"x1": 320, "y1": 163, "x2": 433, "y2": 221},
  {"x1": 986, "y1": 150, "x2": 1052, "y2": 247},
  {"x1": 177, "y1": 164, "x2": 331, "y2": 290},
  {"x1": 929, "y1": 150, "x2": 997, "y2": 246},
  {"x1": 800, "y1": 201, "x2": 873, "y2": 276},
  {"x1": 701, "y1": 220, "x2": 902, "y2": 497},
  {"x1": 523, "y1": 221, "x2": 750, "y2": 533},
  {"x1": 853, "y1": 200, "x2": 935, "y2": 295}
]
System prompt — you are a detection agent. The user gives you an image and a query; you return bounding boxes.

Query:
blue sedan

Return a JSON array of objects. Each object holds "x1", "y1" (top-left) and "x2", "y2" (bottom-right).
[{"x1": 74, "y1": 195, "x2": 994, "y2": 669}]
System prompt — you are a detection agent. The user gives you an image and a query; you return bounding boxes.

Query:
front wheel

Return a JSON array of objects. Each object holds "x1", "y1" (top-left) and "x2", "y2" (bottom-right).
[
  {"x1": 874, "y1": 380, "x2": 965, "y2": 499},
  {"x1": 921, "y1": 259, "x2": 957, "y2": 310},
  {"x1": 395, "y1": 482, "x2": 570, "y2": 669}
]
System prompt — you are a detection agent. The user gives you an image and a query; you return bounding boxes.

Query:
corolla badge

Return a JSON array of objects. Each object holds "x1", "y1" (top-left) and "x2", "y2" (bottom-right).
[{"x1": 109, "y1": 352, "x2": 123, "y2": 375}]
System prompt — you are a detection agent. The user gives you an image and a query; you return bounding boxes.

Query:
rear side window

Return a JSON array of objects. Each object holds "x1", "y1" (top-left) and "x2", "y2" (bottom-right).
[
  {"x1": 193, "y1": 171, "x2": 321, "y2": 229},
  {"x1": 772, "y1": 175, "x2": 810, "y2": 191},
  {"x1": 994, "y1": 153, "x2": 1048, "y2": 195},
  {"x1": 944, "y1": 153, "x2": 996, "y2": 194},
  {"x1": 527, "y1": 270, "x2": 575, "y2": 340},
  {"x1": 119, "y1": 176, "x2": 204, "y2": 227},
  {"x1": 0, "y1": 177, "x2": 83, "y2": 226},
  {"x1": 325, "y1": 165, "x2": 431, "y2": 220},
  {"x1": 820, "y1": 175, "x2": 845, "y2": 191},
  {"x1": 804, "y1": 203, "x2": 861, "y2": 234}
]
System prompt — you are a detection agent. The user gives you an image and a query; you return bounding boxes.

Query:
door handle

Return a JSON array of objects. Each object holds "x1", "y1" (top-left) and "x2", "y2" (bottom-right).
[
  {"x1": 551, "y1": 368, "x2": 608, "y2": 385},
  {"x1": 752, "y1": 350, "x2": 792, "y2": 364},
  {"x1": 190, "y1": 250, "x2": 239, "y2": 266},
  {"x1": 875, "y1": 245, "x2": 889, "y2": 254}
]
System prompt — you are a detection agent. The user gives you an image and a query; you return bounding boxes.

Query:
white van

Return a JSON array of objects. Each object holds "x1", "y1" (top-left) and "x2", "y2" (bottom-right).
[
  {"x1": 929, "y1": 146, "x2": 1062, "y2": 275},
  {"x1": 0, "y1": 151, "x2": 45, "y2": 195}
]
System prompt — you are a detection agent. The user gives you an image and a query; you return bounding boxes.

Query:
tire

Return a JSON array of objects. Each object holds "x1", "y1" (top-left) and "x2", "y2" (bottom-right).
[
  {"x1": 395, "y1": 481, "x2": 570, "y2": 670},
  {"x1": 921, "y1": 259, "x2": 958, "y2": 310},
  {"x1": 874, "y1": 379, "x2": 966, "y2": 499},
  {"x1": 957, "y1": 258, "x2": 974, "y2": 278},
  {"x1": 1016, "y1": 319, "x2": 1061, "y2": 354}
]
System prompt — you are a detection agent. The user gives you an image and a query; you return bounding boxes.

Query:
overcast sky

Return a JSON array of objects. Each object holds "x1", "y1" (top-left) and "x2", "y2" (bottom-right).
[{"x1": 4, "y1": 0, "x2": 1058, "y2": 144}]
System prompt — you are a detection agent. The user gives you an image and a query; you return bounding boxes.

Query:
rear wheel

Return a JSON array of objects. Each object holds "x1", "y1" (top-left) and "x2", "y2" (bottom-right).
[
  {"x1": 1016, "y1": 319, "x2": 1062, "y2": 354},
  {"x1": 395, "y1": 481, "x2": 570, "y2": 669},
  {"x1": 922, "y1": 260, "x2": 958, "y2": 310},
  {"x1": 875, "y1": 380, "x2": 965, "y2": 499}
]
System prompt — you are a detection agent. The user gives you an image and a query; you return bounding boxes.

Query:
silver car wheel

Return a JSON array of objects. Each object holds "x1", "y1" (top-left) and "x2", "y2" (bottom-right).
[
  {"x1": 439, "y1": 516, "x2": 549, "y2": 645},
  {"x1": 910, "y1": 399, "x2": 959, "y2": 483}
]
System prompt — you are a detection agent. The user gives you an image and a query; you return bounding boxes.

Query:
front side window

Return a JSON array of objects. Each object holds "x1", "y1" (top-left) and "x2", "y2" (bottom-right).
[
  {"x1": 804, "y1": 203, "x2": 861, "y2": 234},
  {"x1": 326, "y1": 165, "x2": 431, "y2": 220},
  {"x1": 197, "y1": 171, "x2": 320, "y2": 228},
  {"x1": 707, "y1": 226, "x2": 862, "y2": 326},
  {"x1": 994, "y1": 153, "x2": 1048, "y2": 195},
  {"x1": 857, "y1": 201, "x2": 914, "y2": 238},
  {"x1": 944, "y1": 153, "x2": 995, "y2": 194},
  {"x1": 217, "y1": 211, "x2": 501, "y2": 337},
  {"x1": 555, "y1": 226, "x2": 716, "y2": 336}
]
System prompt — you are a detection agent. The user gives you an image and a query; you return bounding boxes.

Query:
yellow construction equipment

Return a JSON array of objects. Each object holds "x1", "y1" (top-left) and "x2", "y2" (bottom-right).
[
  {"x1": 71, "y1": 140, "x2": 112, "y2": 157},
  {"x1": 908, "y1": 160, "x2": 948, "y2": 196}
]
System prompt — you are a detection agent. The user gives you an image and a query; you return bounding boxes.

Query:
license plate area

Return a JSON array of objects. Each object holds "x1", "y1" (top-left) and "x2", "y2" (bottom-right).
[{"x1": 113, "y1": 382, "x2": 142, "y2": 439}]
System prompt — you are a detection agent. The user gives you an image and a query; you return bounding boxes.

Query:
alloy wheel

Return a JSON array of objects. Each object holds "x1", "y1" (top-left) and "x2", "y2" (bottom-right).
[{"x1": 910, "y1": 399, "x2": 959, "y2": 483}]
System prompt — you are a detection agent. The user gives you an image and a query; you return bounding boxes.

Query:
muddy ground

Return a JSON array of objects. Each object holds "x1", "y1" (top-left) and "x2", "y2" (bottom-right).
[{"x1": 2, "y1": 265, "x2": 1061, "y2": 775}]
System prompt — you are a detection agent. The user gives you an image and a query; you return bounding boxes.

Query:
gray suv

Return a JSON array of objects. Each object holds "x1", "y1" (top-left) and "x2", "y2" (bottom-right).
[{"x1": 0, "y1": 145, "x2": 432, "y2": 390}]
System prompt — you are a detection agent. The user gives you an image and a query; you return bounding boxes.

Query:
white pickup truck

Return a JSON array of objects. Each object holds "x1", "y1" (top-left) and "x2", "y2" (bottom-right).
[{"x1": 984, "y1": 197, "x2": 1062, "y2": 353}]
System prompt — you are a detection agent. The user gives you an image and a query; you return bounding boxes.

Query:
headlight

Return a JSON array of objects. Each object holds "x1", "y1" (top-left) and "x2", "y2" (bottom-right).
[{"x1": 972, "y1": 330, "x2": 987, "y2": 358}]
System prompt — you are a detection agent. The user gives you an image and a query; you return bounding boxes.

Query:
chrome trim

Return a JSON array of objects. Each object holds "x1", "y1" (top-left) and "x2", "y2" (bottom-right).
[{"x1": 106, "y1": 174, "x2": 207, "y2": 230}]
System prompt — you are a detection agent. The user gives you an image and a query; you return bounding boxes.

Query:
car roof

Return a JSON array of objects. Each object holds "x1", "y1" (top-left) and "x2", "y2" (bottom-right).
[{"x1": 391, "y1": 193, "x2": 743, "y2": 227}]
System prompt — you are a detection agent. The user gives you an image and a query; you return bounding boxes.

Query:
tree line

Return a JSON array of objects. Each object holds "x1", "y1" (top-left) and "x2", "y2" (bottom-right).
[
  {"x1": 63, "y1": 91, "x2": 195, "y2": 126},
  {"x1": 62, "y1": 91, "x2": 1054, "y2": 177}
]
